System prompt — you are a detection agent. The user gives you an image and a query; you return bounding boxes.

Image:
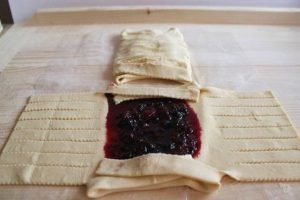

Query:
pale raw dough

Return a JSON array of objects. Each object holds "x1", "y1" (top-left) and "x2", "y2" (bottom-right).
[
  {"x1": 0, "y1": 93, "x2": 108, "y2": 185},
  {"x1": 107, "y1": 28, "x2": 200, "y2": 102},
  {"x1": 114, "y1": 28, "x2": 192, "y2": 83},
  {"x1": 87, "y1": 87, "x2": 300, "y2": 198},
  {"x1": 195, "y1": 87, "x2": 300, "y2": 181},
  {"x1": 0, "y1": 88, "x2": 299, "y2": 197}
]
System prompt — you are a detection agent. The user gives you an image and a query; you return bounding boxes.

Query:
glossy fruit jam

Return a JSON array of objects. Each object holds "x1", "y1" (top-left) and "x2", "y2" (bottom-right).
[{"x1": 104, "y1": 94, "x2": 201, "y2": 159}]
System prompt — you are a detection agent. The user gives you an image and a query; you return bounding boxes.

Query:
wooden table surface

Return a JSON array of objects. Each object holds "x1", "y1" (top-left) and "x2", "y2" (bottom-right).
[{"x1": 0, "y1": 7, "x2": 299, "y2": 200}]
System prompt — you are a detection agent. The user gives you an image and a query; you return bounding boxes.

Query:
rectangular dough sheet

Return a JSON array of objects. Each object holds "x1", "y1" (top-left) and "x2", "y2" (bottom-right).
[
  {"x1": 197, "y1": 87, "x2": 300, "y2": 181},
  {"x1": 0, "y1": 93, "x2": 108, "y2": 185},
  {"x1": 0, "y1": 88, "x2": 299, "y2": 197}
]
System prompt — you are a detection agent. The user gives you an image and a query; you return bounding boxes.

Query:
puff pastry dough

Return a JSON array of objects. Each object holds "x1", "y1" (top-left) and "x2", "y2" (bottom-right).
[
  {"x1": 197, "y1": 87, "x2": 300, "y2": 181},
  {"x1": 0, "y1": 93, "x2": 107, "y2": 185},
  {"x1": 0, "y1": 88, "x2": 299, "y2": 197},
  {"x1": 107, "y1": 28, "x2": 200, "y2": 102}
]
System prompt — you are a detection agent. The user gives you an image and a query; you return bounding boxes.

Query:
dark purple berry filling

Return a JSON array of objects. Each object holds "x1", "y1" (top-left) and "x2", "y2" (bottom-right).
[{"x1": 104, "y1": 94, "x2": 201, "y2": 159}]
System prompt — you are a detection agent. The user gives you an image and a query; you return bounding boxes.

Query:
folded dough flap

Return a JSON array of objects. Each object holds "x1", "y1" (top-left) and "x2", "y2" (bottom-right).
[
  {"x1": 87, "y1": 153, "x2": 223, "y2": 198},
  {"x1": 107, "y1": 79, "x2": 200, "y2": 103},
  {"x1": 198, "y1": 87, "x2": 300, "y2": 181},
  {"x1": 114, "y1": 28, "x2": 193, "y2": 84},
  {"x1": 0, "y1": 93, "x2": 108, "y2": 185}
]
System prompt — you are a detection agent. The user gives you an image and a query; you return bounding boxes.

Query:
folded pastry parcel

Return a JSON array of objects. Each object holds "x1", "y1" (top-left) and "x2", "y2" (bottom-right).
[
  {"x1": 106, "y1": 28, "x2": 200, "y2": 103},
  {"x1": 0, "y1": 88, "x2": 299, "y2": 198}
]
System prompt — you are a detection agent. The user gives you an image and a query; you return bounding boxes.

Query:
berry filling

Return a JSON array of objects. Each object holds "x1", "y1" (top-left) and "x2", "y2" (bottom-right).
[{"x1": 104, "y1": 94, "x2": 201, "y2": 159}]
